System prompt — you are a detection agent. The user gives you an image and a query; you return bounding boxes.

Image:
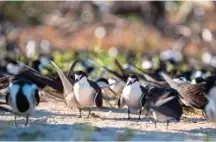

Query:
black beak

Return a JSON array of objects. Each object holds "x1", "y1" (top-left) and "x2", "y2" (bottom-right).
[{"x1": 127, "y1": 80, "x2": 132, "y2": 86}]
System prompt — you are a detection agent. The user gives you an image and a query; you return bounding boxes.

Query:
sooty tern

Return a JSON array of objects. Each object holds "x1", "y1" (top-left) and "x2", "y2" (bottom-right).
[
  {"x1": 118, "y1": 75, "x2": 147, "y2": 120},
  {"x1": 143, "y1": 86, "x2": 182, "y2": 129},
  {"x1": 50, "y1": 61, "x2": 103, "y2": 118},
  {"x1": 161, "y1": 72, "x2": 212, "y2": 110},
  {"x1": 73, "y1": 70, "x2": 103, "y2": 117},
  {"x1": 5, "y1": 79, "x2": 40, "y2": 126}
]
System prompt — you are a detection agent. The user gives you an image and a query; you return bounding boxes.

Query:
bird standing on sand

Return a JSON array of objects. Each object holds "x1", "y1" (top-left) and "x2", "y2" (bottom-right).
[
  {"x1": 73, "y1": 70, "x2": 103, "y2": 117},
  {"x1": 144, "y1": 86, "x2": 183, "y2": 129},
  {"x1": 118, "y1": 75, "x2": 146, "y2": 120},
  {"x1": 6, "y1": 79, "x2": 40, "y2": 126},
  {"x1": 50, "y1": 61, "x2": 103, "y2": 118}
]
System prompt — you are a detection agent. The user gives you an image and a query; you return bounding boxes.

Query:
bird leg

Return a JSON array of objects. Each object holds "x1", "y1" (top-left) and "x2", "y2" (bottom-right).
[
  {"x1": 78, "y1": 108, "x2": 82, "y2": 118},
  {"x1": 166, "y1": 120, "x2": 169, "y2": 129},
  {"x1": 14, "y1": 115, "x2": 17, "y2": 127},
  {"x1": 154, "y1": 120, "x2": 157, "y2": 129},
  {"x1": 87, "y1": 108, "x2": 91, "y2": 118},
  {"x1": 25, "y1": 116, "x2": 29, "y2": 126},
  {"x1": 127, "y1": 108, "x2": 131, "y2": 120},
  {"x1": 138, "y1": 110, "x2": 142, "y2": 121}
]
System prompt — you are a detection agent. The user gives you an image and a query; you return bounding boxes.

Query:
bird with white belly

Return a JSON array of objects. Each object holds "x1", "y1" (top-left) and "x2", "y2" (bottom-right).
[
  {"x1": 50, "y1": 61, "x2": 103, "y2": 118},
  {"x1": 73, "y1": 71, "x2": 103, "y2": 117},
  {"x1": 6, "y1": 79, "x2": 40, "y2": 127},
  {"x1": 118, "y1": 75, "x2": 146, "y2": 120}
]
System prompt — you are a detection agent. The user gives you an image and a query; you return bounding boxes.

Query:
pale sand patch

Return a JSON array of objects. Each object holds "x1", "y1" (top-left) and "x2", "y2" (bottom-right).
[{"x1": 0, "y1": 101, "x2": 215, "y2": 141}]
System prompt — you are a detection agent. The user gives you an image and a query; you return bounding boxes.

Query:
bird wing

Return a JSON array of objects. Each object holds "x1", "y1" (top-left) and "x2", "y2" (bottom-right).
[
  {"x1": 151, "y1": 105, "x2": 179, "y2": 121},
  {"x1": 154, "y1": 95, "x2": 176, "y2": 107},
  {"x1": 89, "y1": 81, "x2": 103, "y2": 108},
  {"x1": 104, "y1": 66, "x2": 127, "y2": 82},
  {"x1": 142, "y1": 86, "x2": 160, "y2": 116},
  {"x1": 143, "y1": 73, "x2": 158, "y2": 82},
  {"x1": 34, "y1": 89, "x2": 40, "y2": 106},
  {"x1": 5, "y1": 91, "x2": 10, "y2": 105},
  {"x1": 151, "y1": 94, "x2": 182, "y2": 121},
  {"x1": 94, "y1": 91, "x2": 103, "y2": 108},
  {"x1": 67, "y1": 60, "x2": 78, "y2": 77},
  {"x1": 140, "y1": 85, "x2": 147, "y2": 106},
  {"x1": 14, "y1": 69, "x2": 63, "y2": 93},
  {"x1": 180, "y1": 84, "x2": 208, "y2": 109},
  {"x1": 0, "y1": 106, "x2": 13, "y2": 113},
  {"x1": 118, "y1": 95, "x2": 125, "y2": 108},
  {"x1": 50, "y1": 61, "x2": 73, "y2": 96},
  {"x1": 90, "y1": 59, "x2": 127, "y2": 82},
  {"x1": 162, "y1": 72, "x2": 208, "y2": 109},
  {"x1": 161, "y1": 72, "x2": 182, "y2": 91},
  {"x1": 108, "y1": 88, "x2": 118, "y2": 97},
  {"x1": 143, "y1": 86, "x2": 181, "y2": 117},
  {"x1": 114, "y1": 59, "x2": 127, "y2": 77}
]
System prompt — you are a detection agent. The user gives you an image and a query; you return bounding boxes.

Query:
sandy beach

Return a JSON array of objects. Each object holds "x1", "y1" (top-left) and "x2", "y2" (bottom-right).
[{"x1": 0, "y1": 100, "x2": 216, "y2": 141}]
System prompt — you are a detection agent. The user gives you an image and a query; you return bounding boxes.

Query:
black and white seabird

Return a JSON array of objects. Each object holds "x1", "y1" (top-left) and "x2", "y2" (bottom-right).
[
  {"x1": 144, "y1": 87, "x2": 183, "y2": 129},
  {"x1": 5, "y1": 79, "x2": 40, "y2": 126},
  {"x1": 118, "y1": 75, "x2": 146, "y2": 120},
  {"x1": 161, "y1": 72, "x2": 211, "y2": 110},
  {"x1": 50, "y1": 61, "x2": 103, "y2": 118},
  {"x1": 73, "y1": 70, "x2": 103, "y2": 117}
]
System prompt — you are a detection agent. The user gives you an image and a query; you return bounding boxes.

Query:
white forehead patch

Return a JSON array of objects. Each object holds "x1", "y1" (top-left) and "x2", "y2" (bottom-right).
[
  {"x1": 108, "y1": 78, "x2": 117, "y2": 84},
  {"x1": 191, "y1": 79, "x2": 197, "y2": 84},
  {"x1": 108, "y1": 78, "x2": 118, "y2": 89},
  {"x1": 128, "y1": 77, "x2": 135, "y2": 82},
  {"x1": 194, "y1": 71, "x2": 202, "y2": 78},
  {"x1": 127, "y1": 77, "x2": 136, "y2": 85},
  {"x1": 75, "y1": 74, "x2": 80, "y2": 80},
  {"x1": 22, "y1": 84, "x2": 38, "y2": 97}
]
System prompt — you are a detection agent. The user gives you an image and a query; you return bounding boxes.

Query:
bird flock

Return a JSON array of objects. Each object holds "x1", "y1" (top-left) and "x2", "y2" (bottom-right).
[{"x1": 0, "y1": 52, "x2": 216, "y2": 129}]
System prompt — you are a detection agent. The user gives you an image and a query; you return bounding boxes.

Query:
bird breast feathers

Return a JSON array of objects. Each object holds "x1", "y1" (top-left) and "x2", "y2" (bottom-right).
[{"x1": 122, "y1": 84, "x2": 142, "y2": 99}]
